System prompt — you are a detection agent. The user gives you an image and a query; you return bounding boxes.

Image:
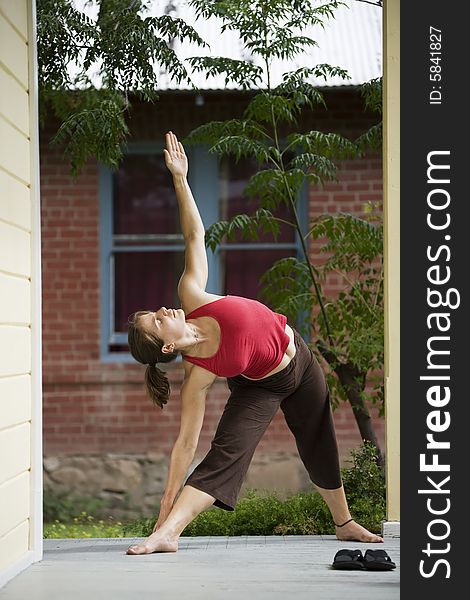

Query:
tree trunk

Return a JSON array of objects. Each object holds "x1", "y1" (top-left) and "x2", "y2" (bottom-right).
[{"x1": 335, "y1": 363, "x2": 384, "y2": 468}]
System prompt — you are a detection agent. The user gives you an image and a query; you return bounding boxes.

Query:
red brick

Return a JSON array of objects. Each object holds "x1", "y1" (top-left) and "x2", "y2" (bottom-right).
[
  {"x1": 345, "y1": 183, "x2": 371, "y2": 191},
  {"x1": 322, "y1": 182, "x2": 344, "y2": 191},
  {"x1": 360, "y1": 171, "x2": 382, "y2": 181},
  {"x1": 331, "y1": 193, "x2": 356, "y2": 202}
]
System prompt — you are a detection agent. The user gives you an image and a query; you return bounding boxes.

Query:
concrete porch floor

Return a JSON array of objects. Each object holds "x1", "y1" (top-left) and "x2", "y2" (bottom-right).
[{"x1": 0, "y1": 535, "x2": 400, "y2": 600}]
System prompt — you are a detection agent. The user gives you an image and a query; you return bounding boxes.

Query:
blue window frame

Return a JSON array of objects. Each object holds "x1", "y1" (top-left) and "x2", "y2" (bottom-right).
[{"x1": 99, "y1": 143, "x2": 308, "y2": 362}]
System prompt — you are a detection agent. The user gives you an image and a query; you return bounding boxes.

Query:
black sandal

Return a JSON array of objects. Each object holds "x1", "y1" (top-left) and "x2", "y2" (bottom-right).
[
  {"x1": 363, "y1": 549, "x2": 396, "y2": 571},
  {"x1": 332, "y1": 549, "x2": 364, "y2": 570}
]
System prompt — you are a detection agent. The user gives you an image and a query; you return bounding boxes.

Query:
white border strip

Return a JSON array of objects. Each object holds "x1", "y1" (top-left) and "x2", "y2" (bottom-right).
[{"x1": 28, "y1": 0, "x2": 43, "y2": 565}]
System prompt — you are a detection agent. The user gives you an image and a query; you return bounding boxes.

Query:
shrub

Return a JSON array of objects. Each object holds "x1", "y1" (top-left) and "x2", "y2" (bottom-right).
[
  {"x1": 340, "y1": 441, "x2": 386, "y2": 531},
  {"x1": 43, "y1": 486, "x2": 113, "y2": 522},
  {"x1": 123, "y1": 443, "x2": 385, "y2": 537}
]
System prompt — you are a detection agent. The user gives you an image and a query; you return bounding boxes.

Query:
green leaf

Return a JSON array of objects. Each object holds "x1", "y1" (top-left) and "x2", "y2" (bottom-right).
[
  {"x1": 355, "y1": 123, "x2": 382, "y2": 153},
  {"x1": 259, "y1": 257, "x2": 314, "y2": 330},
  {"x1": 310, "y1": 213, "x2": 383, "y2": 267},
  {"x1": 361, "y1": 77, "x2": 382, "y2": 115},
  {"x1": 184, "y1": 119, "x2": 270, "y2": 146},
  {"x1": 204, "y1": 207, "x2": 283, "y2": 252},
  {"x1": 286, "y1": 1, "x2": 347, "y2": 29},
  {"x1": 287, "y1": 131, "x2": 360, "y2": 160},
  {"x1": 50, "y1": 92, "x2": 129, "y2": 176},
  {"x1": 244, "y1": 168, "x2": 305, "y2": 211},
  {"x1": 244, "y1": 93, "x2": 298, "y2": 125},
  {"x1": 247, "y1": 34, "x2": 318, "y2": 61},
  {"x1": 152, "y1": 15, "x2": 209, "y2": 48},
  {"x1": 274, "y1": 71, "x2": 327, "y2": 111},
  {"x1": 244, "y1": 169, "x2": 287, "y2": 210},
  {"x1": 209, "y1": 136, "x2": 271, "y2": 164},
  {"x1": 187, "y1": 56, "x2": 263, "y2": 90},
  {"x1": 279, "y1": 65, "x2": 350, "y2": 90},
  {"x1": 205, "y1": 220, "x2": 229, "y2": 253},
  {"x1": 289, "y1": 153, "x2": 338, "y2": 182}
]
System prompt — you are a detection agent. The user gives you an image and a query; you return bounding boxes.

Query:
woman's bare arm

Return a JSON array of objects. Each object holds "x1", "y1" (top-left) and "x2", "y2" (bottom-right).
[
  {"x1": 156, "y1": 362, "x2": 216, "y2": 531},
  {"x1": 164, "y1": 131, "x2": 209, "y2": 303},
  {"x1": 164, "y1": 132, "x2": 205, "y2": 240}
]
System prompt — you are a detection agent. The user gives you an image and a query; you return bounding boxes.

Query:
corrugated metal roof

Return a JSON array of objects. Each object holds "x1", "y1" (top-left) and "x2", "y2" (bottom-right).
[
  {"x1": 74, "y1": 0, "x2": 382, "y2": 90},
  {"x1": 151, "y1": 0, "x2": 382, "y2": 90}
]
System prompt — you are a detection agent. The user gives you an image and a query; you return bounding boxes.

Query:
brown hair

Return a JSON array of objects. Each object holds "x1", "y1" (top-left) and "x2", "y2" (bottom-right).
[{"x1": 127, "y1": 311, "x2": 178, "y2": 409}]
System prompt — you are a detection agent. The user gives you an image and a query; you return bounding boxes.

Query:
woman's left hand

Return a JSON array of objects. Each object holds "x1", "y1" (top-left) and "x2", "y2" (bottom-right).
[
  {"x1": 151, "y1": 497, "x2": 173, "y2": 533},
  {"x1": 164, "y1": 131, "x2": 188, "y2": 178}
]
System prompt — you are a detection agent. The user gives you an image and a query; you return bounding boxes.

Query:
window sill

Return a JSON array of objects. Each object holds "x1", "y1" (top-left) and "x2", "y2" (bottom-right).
[{"x1": 100, "y1": 353, "x2": 184, "y2": 368}]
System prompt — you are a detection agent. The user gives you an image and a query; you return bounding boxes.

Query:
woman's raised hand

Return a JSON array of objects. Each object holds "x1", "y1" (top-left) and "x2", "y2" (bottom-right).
[{"x1": 164, "y1": 131, "x2": 188, "y2": 178}]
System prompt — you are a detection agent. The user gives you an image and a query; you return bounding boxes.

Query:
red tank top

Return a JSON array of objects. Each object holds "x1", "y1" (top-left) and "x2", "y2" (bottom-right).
[{"x1": 182, "y1": 295, "x2": 290, "y2": 378}]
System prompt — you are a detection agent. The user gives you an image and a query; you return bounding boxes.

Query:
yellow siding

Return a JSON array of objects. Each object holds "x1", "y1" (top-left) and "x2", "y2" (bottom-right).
[
  {"x1": 0, "y1": 169, "x2": 31, "y2": 230},
  {"x1": 0, "y1": 13, "x2": 28, "y2": 87},
  {"x1": 0, "y1": 0, "x2": 39, "y2": 583},
  {"x1": 0, "y1": 423, "x2": 31, "y2": 483},
  {"x1": 0, "y1": 221, "x2": 31, "y2": 276},
  {"x1": 0, "y1": 375, "x2": 31, "y2": 430},
  {"x1": 0, "y1": 274, "x2": 30, "y2": 324},
  {"x1": 0, "y1": 67, "x2": 29, "y2": 136},
  {"x1": 0, "y1": 521, "x2": 29, "y2": 574},
  {"x1": 0, "y1": 118, "x2": 30, "y2": 184},
  {"x1": 0, "y1": 0, "x2": 28, "y2": 39},
  {"x1": 384, "y1": 0, "x2": 400, "y2": 522},
  {"x1": 0, "y1": 472, "x2": 30, "y2": 539},
  {"x1": 0, "y1": 326, "x2": 31, "y2": 378}
]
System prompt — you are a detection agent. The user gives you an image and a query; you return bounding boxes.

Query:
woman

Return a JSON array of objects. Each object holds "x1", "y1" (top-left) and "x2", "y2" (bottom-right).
[{"x1": 126, "y1": 132, "x2": 383, "y2": 555}]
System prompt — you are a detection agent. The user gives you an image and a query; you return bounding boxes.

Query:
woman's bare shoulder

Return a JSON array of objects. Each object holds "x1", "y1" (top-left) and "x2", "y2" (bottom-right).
[
  {"x1": 182, "y1": 359, "x2": 218, "y2": 389},
  {"x1": 180, "y1": 290, "x2": 226, "y2": 315}
]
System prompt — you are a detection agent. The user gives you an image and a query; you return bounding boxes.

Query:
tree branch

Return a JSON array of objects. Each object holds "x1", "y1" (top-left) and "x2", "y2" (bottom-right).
[
  {"x1": 331, "y1": 267, "x2": 376, "y2": 317},
  {"x1": 352, "y1": 0, "x2": 383, "y2": 6}
]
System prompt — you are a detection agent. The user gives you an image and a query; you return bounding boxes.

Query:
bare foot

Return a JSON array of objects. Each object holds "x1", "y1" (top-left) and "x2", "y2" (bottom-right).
[
  {"x1": 126, "y1": 532, "x2": 179, "y2": 555},
  {"x1": 335, "y1": 520, "x2": 384, "y2": 543}
]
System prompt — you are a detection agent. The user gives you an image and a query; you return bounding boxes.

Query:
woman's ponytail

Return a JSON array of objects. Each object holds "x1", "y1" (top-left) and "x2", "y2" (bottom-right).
[
  {"x1": 144, "y1": 364, "x2": 170, "y2": 409},
  {"x1": 127, "y1": 311, "x2": 178, "y2": 409}
]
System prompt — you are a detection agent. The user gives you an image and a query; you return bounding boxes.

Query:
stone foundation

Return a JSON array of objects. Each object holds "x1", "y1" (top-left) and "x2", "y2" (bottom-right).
[{"x1": 43, "y1": 452, "x2": 314, "y2": 521}]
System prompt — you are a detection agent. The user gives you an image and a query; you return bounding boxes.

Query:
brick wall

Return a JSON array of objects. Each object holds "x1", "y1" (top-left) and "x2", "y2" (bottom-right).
[
  {"x1": 40, "y1": 88, "x2": 383, "y2": 467},
  {"x1": 308, "y1": 153, "x2": 384, "y2": 461}
]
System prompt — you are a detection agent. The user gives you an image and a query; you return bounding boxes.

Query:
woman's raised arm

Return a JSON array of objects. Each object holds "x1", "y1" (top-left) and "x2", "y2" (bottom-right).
[{"x1": 164, "y1": 131, "x2": 208, "y2": 299}]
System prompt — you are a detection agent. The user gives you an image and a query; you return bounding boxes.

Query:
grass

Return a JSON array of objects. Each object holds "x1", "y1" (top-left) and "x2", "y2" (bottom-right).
[{"x1": 44, "y1": 513, "x2": 126, "y2": 539}]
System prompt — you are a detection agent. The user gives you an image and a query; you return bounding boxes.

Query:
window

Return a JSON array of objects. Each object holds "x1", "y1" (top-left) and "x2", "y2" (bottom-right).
[
  {"x1": 100, "y1": 144, "x2": 306, "y2": 361},
  {"x1": 217, "y1": 155, "x2": 300, "y2": 299}
]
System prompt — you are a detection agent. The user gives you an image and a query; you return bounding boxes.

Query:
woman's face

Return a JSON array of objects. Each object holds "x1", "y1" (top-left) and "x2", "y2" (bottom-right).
[{"x1": 139, "y1": 307, "x2": 186, "y2": 350}]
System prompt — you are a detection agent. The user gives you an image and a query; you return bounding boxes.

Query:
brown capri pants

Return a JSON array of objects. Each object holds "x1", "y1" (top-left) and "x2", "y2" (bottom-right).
[{"x1": 185, "y1": 327, "x2": 342, "y2": 510}]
